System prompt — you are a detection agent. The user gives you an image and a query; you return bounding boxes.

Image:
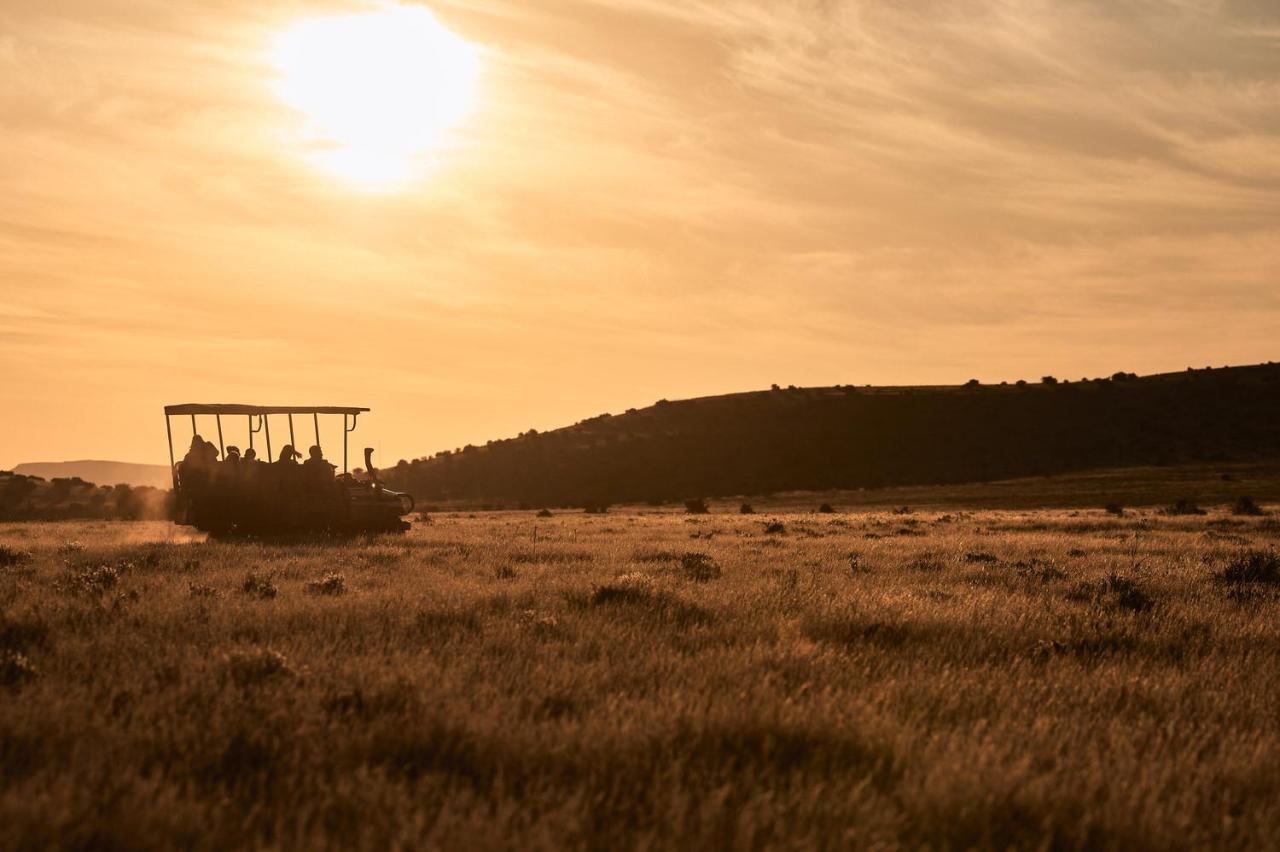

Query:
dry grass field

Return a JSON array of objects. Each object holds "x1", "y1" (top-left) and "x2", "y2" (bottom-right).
[{"x1": 3, "y1": 504, "x2": 1280, "y2": 849}]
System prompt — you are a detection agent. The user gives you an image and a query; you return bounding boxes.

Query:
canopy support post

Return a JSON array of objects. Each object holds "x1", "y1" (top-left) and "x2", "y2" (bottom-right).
[
  {"x1": 191, "y1": 414, "x2": 197, "y2": 437},
  {"x1": 313, "y1": 413, "x2": 321, "y2": 451},
  {"x1": 288, "y1": 413, "x2": 295, "y2": 450},
  {"x1": 343, "y1": 412, "x2": 359, "y2": 473},
  {"x1": 249, "y1": 414, "x2": 263, "y2": 454},
  {"x1": 265, "y1": 415, "x2": 273, "y2": 462},
  {"x1": 165, "y1": 415, "x2": 176, "y2": 489},
  {"x1": 215, "y1": 415, "x2": 224, "y2": 459}
]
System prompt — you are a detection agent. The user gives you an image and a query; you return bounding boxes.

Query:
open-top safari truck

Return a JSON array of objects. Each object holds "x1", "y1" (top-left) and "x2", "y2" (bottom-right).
[{"x1": 163, "y1": 404, "x2": 413, "y2": 535}]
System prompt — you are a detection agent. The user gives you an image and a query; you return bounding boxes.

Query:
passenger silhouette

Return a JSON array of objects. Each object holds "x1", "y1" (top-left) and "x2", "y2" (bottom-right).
[
  {"x1": 179, "y1": 435, "x2": 212, "y2": 486},
  {"x1": 303, "y1": 445, "x2": 336, "y2": 485}
]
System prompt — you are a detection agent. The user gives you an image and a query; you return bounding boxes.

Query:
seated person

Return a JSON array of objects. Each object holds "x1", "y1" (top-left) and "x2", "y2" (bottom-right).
[
  {"x1": 179, "y1": 435, "x2": 211, "y2": 488},
  {"x1": 302, "y1": 445, "x2": 336, "y2": 485}
]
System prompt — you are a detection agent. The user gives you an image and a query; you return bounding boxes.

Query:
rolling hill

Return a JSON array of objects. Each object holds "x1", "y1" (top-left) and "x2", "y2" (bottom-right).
[
  {"x1": 383, "y1": 363, "x2": 1280, "y2": 506},
  {"x1": 13, "y1": 460, "x2": 172, "y2": 490}
]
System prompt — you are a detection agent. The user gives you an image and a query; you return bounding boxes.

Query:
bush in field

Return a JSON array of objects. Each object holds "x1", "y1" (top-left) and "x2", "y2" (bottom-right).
[
  {"x1": 684, "y1": 498, "x2": 710, "y2": 515},
  {"x1": 1164, "y1": 498, "x2": 1206, "y2": 516},
  {"x1": 817, "y1": 503, "x2": 836, "y2": 514},
  {"x1": 739, "y1": 503, "x2": 755, "y2": 514},
  {"x1": 0, "y1": 650, "x2": 38, "y2": 688},
  {"x1": 582, "y1": 502, "x2": 610, "y2": 514},
  {"x1": 1104, "y1": 502, "x2": 1125, "y2": 516},
  {"x1": 680, "y1": 552, "x2": 721, "y2": 582},
  {"x1": 1068, "y1": 572, "x2": 1153, "y2": 612},
  {"x1": 223, "y1": 648, "x2": 292, "y2": 688},
  {"x1": 536, "y1": 508, "x2": 553, "y2": 518},
  {"x1": 0, "y1": 545, "x2": 32, "y2": 568},
  {"x1": 240, "y1": 572, "x2": 277, "y2": 599},
  {"x1": 64, "y1": 564, "x2": 120, "y2": 595},
  {"x1": 306, "y1": 573, "x2": 346, "y2": 596},
  {"x1": 1232, "y1": 496, "x2": 1264, "y2": 516},
  {"x1": 764, "y1": 520, "x2": 786, "y2": 534},
  {"x1": 1215, "y1": 549, "x2": 1280, "y2": 586}
]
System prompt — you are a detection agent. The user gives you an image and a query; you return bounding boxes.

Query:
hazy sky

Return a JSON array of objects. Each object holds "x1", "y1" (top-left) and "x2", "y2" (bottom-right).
[{"x1": 2, "y1": 0, "x2": 1278, "y2": 468}]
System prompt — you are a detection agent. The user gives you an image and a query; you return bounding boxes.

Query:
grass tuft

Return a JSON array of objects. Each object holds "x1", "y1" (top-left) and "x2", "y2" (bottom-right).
[
  {"x1": 1067, "y1": 572, "x2": 1153, "y2": 612},
  {"x1": 679, "y1": 552, "x2": 721, "y2": 582},
  {"x1": 0, "y1": 544, "x2": 32, "y2": 567},
  {"x1": 239, "y1": 572, "x2": 277, "y2": 599},
  {"x1": 0, "y1": 650, "x2": 38, "y2": 687},
  {"x1": 223, "y1": 647, "x2": 292, "y2": 688},
  {"x1": 306, "y1": 573, "x2": 346, "y2": 596}
]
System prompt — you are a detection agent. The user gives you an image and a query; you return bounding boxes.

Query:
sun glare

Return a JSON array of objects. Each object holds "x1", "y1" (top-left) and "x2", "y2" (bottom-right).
[{"x1": 272, "y1": 4, "x2": 479, "y2": 190}]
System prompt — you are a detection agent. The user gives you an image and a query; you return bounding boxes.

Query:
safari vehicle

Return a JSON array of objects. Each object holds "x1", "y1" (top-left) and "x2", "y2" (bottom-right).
[{"x1": 163, "y1": 404, "x2": 413, "y2": 535}]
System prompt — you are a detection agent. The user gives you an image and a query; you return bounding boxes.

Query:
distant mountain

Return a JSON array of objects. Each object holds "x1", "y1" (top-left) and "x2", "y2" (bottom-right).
[
  {"x1": 13, "y1": 460, "x2": 172, "y2": 490},
  {"x1": 383, "y1": 363, "x2": 1280, "y2": 506}
]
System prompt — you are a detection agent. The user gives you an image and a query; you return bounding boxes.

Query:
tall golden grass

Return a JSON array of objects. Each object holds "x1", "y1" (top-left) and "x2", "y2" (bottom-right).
[{"x1": 2, "y1": 507, "x2": 1278, "y2": 848}]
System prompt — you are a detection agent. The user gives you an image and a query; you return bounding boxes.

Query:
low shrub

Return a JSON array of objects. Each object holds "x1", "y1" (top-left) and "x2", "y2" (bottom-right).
[
  {"x1": 307, "y1": 573, "x2": 346, "y2": 596},
  {"x1": 1010, "y1": 559, "x2": 1067, "y2": 582},
  {"x1": 684, "y1": 498, "x2": 710, "y2": 515},
  {"x1": 0, "y1": 650, "x2": 38, "y2": 688},
  {"x1": 64, "y1": 564, "x2": 120, "y2": 595},
  {"x1": 1232, "y1": 496, "x2": 1265, "y2": 517},
  {"x1": 240, "y1": 572, "x2": 277, "y2": 599},
  {"x1": 739, "y1": 503, "x2": 755, "y2": 515},
  {"x1": 1067, "y1": 573, "x2": 1153, "y2": 612},
  {"x1": 1104, "y1": 503, "x2": 1125, "y2": 516},
  {"x1": 817, "y1": 503, "x2": 836, "y2": 514},
  {"x1": 0, "y1": 545, "x2": 32, "y2": 568},
  {"x1": 764, "y1": 520, "x2": 786, "y2": 535},
  {"x1": 224, "y1": 648, "x2": 292, "y2": 688},
  {"x1": 1215, "y1": 549, "x2": 1280, "y2": 586},
  {"x1": 680, "y1": 552, "x2": 721, "y2": 582},
  {"x1": 906, "y1": 552, "x2": 946, "y2": 572},
  {"x1": 1164, "y1": 499, "x2": 1206, "y2": 516},
  {"x1": 584, "y1": 578, "x2": 712, "y2": 627}
]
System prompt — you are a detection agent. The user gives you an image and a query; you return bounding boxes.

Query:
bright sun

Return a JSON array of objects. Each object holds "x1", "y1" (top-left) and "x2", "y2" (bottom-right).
[{"x1": 272, "y1": 4, "x2": 479, "y2": 190}]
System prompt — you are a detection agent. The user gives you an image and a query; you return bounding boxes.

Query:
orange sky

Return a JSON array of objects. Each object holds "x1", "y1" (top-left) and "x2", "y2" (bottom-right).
[{"x1": 2, "y1": 0, "x2": 1278, "y2": 469}]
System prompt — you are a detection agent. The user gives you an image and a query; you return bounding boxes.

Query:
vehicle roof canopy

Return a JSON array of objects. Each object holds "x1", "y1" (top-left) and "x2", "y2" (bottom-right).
[{"x1": 164, "y1": 404, "x2": 369, "y2": 416}]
